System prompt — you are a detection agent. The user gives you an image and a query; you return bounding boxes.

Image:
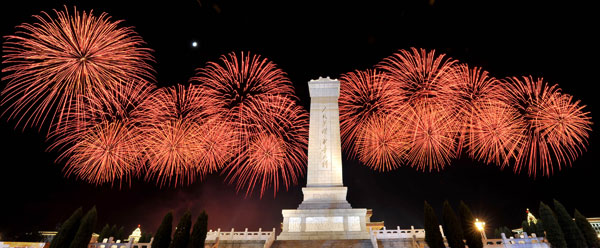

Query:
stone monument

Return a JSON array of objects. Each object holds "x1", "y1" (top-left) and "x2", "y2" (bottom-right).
[{"x1": 277, "y1": 77, "x2": 371, "y2": 240}]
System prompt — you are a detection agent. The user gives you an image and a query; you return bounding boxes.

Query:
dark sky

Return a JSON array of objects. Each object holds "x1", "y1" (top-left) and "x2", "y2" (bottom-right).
[{"x1": 1, "y1": 0, "x2": 598, "y2": 238}]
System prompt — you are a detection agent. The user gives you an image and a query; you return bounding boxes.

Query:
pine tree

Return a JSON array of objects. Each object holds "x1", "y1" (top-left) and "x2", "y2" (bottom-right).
[
  {"x1": 116, "y1": 226, "x2": 125, "y2": 241},
  {"x1": 553, "y1": 199, "x2": 586, "y2": 248},
  {"x1": 98, "y1": 224, "x2": 110, "y2": 242},
  {"x1": 424, "y1": 201, "x2": 445, "y2": 248},
  {"x1": 522, "y1": 220, "x2": 532, "y2": 236},
  {"x1": 108, "y1": 225, "x2": 118, "y2": 240},
  {"x1": 458, "y1": 201, "x2": 483, "y2": 248},
  {"x1": 442, "y1": 201, "x2": 464, "y2": 248},
  {"x1": 536, "y1": 220, "x2": 545, "y2": 237},
  {"x1": 139, "y1": 232, "x2": 153, "y2": 243},
  {"x1": 575, "y1": 209, "x2": 600, "y2": 248},
  {"x1": 152, "y1": 212, "x2": 173, "y2": 248},
  {"x1": 170, "y1": 211, "x2": 191, "y2": 248},
  {"x1": 539, "y1": 201, "x2": 567, "y2": 248},
  {"x1": 50, "y1": 207, "x2": 83, "y2": 248},
  {"x1": 69, "y1": 207, "x2": 98, "y2": 248},
  {"x1": 190, "y1": 210, "x2": 208, "y2": 248},
  {"x1": 500, "y1": 226, "x2": 512, "y2": 238}
]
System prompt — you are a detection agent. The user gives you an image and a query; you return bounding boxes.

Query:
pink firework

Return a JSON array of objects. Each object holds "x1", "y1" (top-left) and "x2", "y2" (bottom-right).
[
  {"x1": 505, "y1": 76, "x2": 592, "y2": 176},
  {"x1": 228, "y1": 95, "x2": 309, "y2": 197},
  {"x1": 339, "y1": 69, "x2": 404, "y2": 156},
  {"x1": 403, "y1": 103, "x2": 459, "y2": 171},
  {"x1": 2, "y1": 6, "x2": 154, "y2": 132},
  {"x1": 376, "y1": 47, "x2": 458, "y2": 106},
  {"x1": 356, "y1": 113, "x2": 408, "y2": 171}
]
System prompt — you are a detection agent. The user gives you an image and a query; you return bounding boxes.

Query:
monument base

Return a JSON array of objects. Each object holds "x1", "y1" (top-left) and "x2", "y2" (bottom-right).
[{"x1": 277, "y1": 208, "x2": 370, "y2": 240}]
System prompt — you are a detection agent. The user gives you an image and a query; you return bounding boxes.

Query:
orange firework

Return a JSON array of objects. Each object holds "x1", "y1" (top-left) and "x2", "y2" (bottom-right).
[
  {"x1": 57, "y1": 120, "x2": 144, "y2": 186},
  {"x1": 376, "y1": 47, "x2": 457, "y2": 106},
  {"x1": 403, "y1": 103, "x2": 459, "y2": 171},
  {"x1": 451, "y1": 65, "x2": 508, "y2": 154},
  {"x1": 47, "y1": 80, "x2": 154, "y2": 185},
  {"x1": 133, "y1": 84, "x2": 234, "y2": 186},
  {"x1": 228, "y1": 95, "x2": 309, "y2": 197},
  {"x1": 357, "y1": 113, "x2": 408, "y2": 171},
  {"x1": 466, "y1": 101, "x2": 526, "y2": 166},
  {"x1": 339, "y1": 69, "x2": 404, "y2": 156},
  {"x1": 505, "y1": 76, "x2": 592, "y2": 176},
  {"x1": 142, "y1": 119, "x2": 204, "y2": 187},
  {"x1": 1, "y1": 6, "x2": 154, "y2": 132}
]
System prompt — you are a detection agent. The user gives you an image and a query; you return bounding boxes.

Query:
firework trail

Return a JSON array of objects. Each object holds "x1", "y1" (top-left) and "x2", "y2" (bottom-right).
[
  {"x1": 339, "y1": 69, "x2": 404, "y2": 156},
  {"x1": 1, "y1": 6, "x2": 154, "y2": 132}
]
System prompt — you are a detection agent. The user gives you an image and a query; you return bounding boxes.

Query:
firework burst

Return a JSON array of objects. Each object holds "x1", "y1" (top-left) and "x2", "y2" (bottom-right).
[
  {"x1": 356, "y1": 113, "x2": 408, "y2": 171},
  {"x1": 1, "y1": 6, "x2": 154, "y2": 132},
  {"x1": 505, "y1": 76, "x2": 592, "y2": 176},
  {"x1": 227, "y1": 95, "x2": 309, "y2": 197},
  {"x1": 339, "y1": 69, "x2": 404, "y2": 156},
  {"x1": 403, "y1": 103, "x2": 459, "y2": 171},
  {"x1": 377, "y1": 47, "x2": 457, "y2": 106}
]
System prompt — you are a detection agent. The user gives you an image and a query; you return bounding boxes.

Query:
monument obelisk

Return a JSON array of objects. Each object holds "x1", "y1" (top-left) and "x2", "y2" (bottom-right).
[{"x1": 277, "y1": 77, "x2": 370, "y2": 240}]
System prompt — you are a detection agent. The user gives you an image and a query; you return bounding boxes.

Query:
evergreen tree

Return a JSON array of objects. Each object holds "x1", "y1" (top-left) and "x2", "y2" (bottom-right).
[
  {"x1": 539, "y1": 201, "x2": 567, "y2": 248},
  {"x1": 442, "y1": 201, "x2": 464, "y2": 248},
  {"x1": 116, "y1": 226, "x2": 125, "y2": 241},
  {"x1": 190, "y1": 210, "x2": 208, "y2": 248},
  {"x1": 69, "y1": 207, "x2": 98, "y2": 248},
  {"x1": 553, "y1": 199, "x2": 586, "y2": 248},
  {"x1": 139, "y1": 232, "x2": 153, "y2": 243},
  {"x1": 575, "y1": 209, "x2": 600, "y2": 248},
  {"x1": 536, "y1": 220, "x2": 545, "y2": 237},
  {"x1": 152, "y1": 212, "x2": 173, "y2": 248},
  {"x1": 170, "y1": 211, "x2": 191, "y2": 248},
  {"x1": 522, "y1": 220, "x2": 532, "y2": 236},
  {"x1": 50, "y1": 207, "x2": 83, "y2": 248},
  {"x1": 458, "y1": 201, "x2": 483, "y2": 248},
  {"x1": 108, "y1": 225, "x2": 118, "y2": 240},
  {"x1": 499, "y1": 226, "x2": 512, "y2": 238},
  {"x1": 424, "y1": 201, "x2": 445, "y2": 248},
  {"x1": 98, "y1": 224, "x2": 110, "y2": 242}
]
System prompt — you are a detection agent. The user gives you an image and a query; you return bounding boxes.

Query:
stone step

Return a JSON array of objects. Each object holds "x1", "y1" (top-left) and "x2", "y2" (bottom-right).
[{"x1": 271, "y1": 239, "x2": 376, "y2": 248}]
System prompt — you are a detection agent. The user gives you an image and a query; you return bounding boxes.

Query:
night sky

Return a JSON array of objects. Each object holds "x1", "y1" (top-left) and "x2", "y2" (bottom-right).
[{"x1": 1, "y1": 0, "x2": 598, "y2": 237}]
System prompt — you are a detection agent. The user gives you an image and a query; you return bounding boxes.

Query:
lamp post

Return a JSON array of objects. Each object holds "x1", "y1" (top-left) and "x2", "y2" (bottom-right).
[{"x1": 475, "y1": 218, "x2": 487, "y2": 243}]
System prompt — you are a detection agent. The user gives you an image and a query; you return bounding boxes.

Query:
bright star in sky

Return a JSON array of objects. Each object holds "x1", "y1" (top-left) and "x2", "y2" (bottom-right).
[{"x1": 192, "y1": 41, "x2": 198, "y2": 47}]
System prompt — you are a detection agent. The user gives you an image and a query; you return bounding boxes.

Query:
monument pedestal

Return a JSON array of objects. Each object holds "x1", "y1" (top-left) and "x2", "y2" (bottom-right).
[{"x1": 277, "y1": 77, "x2": 371, "y2": 241}]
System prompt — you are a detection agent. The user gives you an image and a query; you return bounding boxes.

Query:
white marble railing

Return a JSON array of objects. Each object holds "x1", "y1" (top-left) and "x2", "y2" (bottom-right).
[
  {"x1": 370, "y1": 226, "x2": 431, "y2": 240},
  {"x1": 206, "y1": 228, "x2": 276, "y2": 242},
  {"x1": 88, "y1": 237, "x2": 153, "y2": 248}
]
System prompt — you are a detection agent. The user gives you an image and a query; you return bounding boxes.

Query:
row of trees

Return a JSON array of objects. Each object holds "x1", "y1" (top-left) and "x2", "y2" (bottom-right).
[
  {"x1": 539, "y1": 200, "x2": 600, "y2": 248},
  {"x1": 49, "y1": 208, "x2": 208, "y2": 248},
  {"x1": 50, "y1": 207, "x2": 97, "y2": 248},
  {"x1": 424, "y1": 199, "x2": 600, "y2": 248},
  {"x1": 151, "y1": 211, "x2": 208, "y2": 248},
  {"x1": 424, "y1": 201, "x2": 483, "y2": 248}
]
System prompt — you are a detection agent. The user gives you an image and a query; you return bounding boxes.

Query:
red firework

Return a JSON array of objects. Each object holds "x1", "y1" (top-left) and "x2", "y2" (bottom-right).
[
  {"x1": 57, "y1": 120, "x2": 144, "y2": 186},
  {"x1": 376, "y1": 47, "x2": 457, "y2": 106},
  {"x1": 134, "y1": 84, "x2": 235, "y2": 186},
  {"x1": 451, "y1": 65, "x2": 508, "y2": 154},
  {"x1": 356, "y1": 113, "x2": 408, "y2": 171},
  {"x1": 403, "y1": 103, "x2": 459, "y2": 171},
  {"x1": 47, "y1": 80, "x2": 154, "y2": 185},
  {"x1": 339, "y1": 69, "x2": 404, "y2": 156},
  {"x1": 466, "y1": 101, "x2": 526, "y2": 166},
  {"x1": 1, "y1": 6, "x2": 154, "y2": 132},
  {"x1": 142, "y1": 119, "x2": 204, "y2": 187},
  {"x1": 228, "y1": 95, "x2": 309, "y2": 197},
  {"x1": 505, "y1": 76, "x2": 592, "y2": 176}
]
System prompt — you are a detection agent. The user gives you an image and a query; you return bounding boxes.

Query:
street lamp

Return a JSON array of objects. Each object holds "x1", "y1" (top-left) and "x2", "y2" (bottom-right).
[{"x1": 475, "y1": 218, "x2": 487, "y2": 242}]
